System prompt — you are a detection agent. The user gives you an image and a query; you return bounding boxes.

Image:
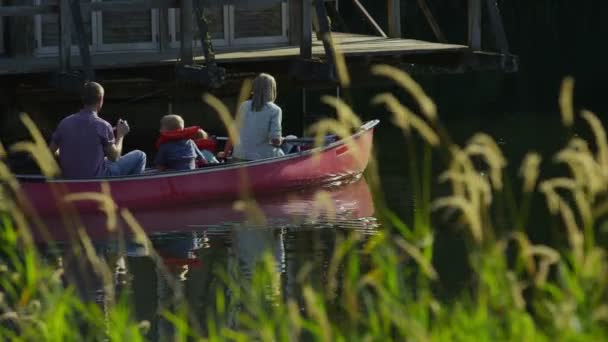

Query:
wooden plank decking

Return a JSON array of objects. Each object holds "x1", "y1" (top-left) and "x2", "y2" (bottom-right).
[{"x1": 0, "y1": 33, "x2": 468, "y2": 76}]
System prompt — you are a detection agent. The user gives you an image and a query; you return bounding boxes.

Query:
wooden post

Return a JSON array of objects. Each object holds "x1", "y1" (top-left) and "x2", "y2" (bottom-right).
[
  {"x1": 289, "y1": 0, "x2": 302, "y2": 46},
  {"x1": 59, "y1": 0, "x2": 72, "y2": 72},
  {"x1": 387, "y1": 0, "x2": 401, "y2": 38},
  {"x1": 301, "y1": 87, "x2": 307, "y2": 135},
  {"x1": 180, "y1": 0, "x2": 193, "y2": 65},
  {"x1": 313, "y1": 0, "x2": 334, "y2": 63},
  {"x1": 416, "y1": 0, "x2": 446, "y2": 43},
  {"x1": 468, "y1": 0, "x2": 481, "y2": 50},
  {"x1": 0, "y1": 0, "x2": 4, "y2": 55},
  {"x1": 158, "y1": 6, "x2": 169, "y2": 52},
  {"x1": 300, "y1": 0, "x2": 312, "y2": 59},
  {"x1": 485, "y1": 0, "x2": 509, "y2": 54},
  {"x1": 69, "y1": 0, "x2": 94, "y2": 80},
  {"x1": 8, "y1": 0, "x2": 36, "y2": 58}
]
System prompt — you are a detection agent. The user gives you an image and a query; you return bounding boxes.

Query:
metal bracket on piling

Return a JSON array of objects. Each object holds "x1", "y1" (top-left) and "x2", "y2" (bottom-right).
[{"x1": 175, "y1": 0, "x2": 225, "y2": 88}]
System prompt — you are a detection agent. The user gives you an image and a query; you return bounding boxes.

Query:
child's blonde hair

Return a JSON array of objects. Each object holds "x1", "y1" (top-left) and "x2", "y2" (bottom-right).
[
  {"x1": 251, "y1": 73, "x2": 277, "y2": 112},
  {"x1": 160, "y1": 114, "x2": 184, "y2": 131}
]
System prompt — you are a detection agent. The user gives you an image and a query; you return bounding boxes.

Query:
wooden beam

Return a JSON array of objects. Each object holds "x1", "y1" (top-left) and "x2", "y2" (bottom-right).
[
  {"x1": 180, "y1": 0, "x2": 193, "y2": 65},
  {"x1": 300, "y1": 0, "x2": 312, "y2": 59},
  {"x1": 353, "y1": 0, "x2": 387, "y2": 38},
  {"x1": 0, "y1": 0, "x2": 3, "y2": 54},
  {"x1": 468, "y1": 0, "x2": 482, "y2": 50},
  {"x1": 313, "y1": 0, "x2": 334, "y2": 59},
  {"x1": 8, "y1": 0, "x2": 35, "y2": 58},
  {"x1": 69, "y1": 0, "x2": 94, "y2": 80},
  {"x1": 485, "y1": 0, "x2": 509, "y2": 54},
  {"x1": 0, "y1": 1, "x2": 181, "y2": 17},
  {"x1": 416, "y1": 0, "x2": 446, "y2": 43},
  {"x1": 59, "y1": 0, "x2": 71, "y2": 72},
  {"x1": 387, "y1": 0, "x2": 401, "y2": 38},
  {"x1": 158, "y1": 7, "x2": 169, "y2": 51},
  {"x1": 289, "y1": 0, "x2": 302, "y2": 46}
]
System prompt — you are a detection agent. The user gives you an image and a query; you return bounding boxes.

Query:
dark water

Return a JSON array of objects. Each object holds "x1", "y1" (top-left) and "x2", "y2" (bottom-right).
[
  {"x1": 48, "y1": 176, "x2": 378, "y2": 339},
  {"x1": 127, "y1": 178, "x2": 379, "y2": 340}
]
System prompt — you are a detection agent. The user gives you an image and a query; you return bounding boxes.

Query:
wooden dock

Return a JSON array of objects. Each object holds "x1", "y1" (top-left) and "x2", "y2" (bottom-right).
[
  {"x1": 0, "y1": 0, "x2": 517, "y2": 107},
  {"x1": 0, "y1": 33, "x2": 468, "y2": 76}
]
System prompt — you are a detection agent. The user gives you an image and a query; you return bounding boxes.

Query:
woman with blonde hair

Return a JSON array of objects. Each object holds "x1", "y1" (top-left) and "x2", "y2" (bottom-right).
[{"x1": 232, "y1": 73, "x2": 286, "y2": 161}]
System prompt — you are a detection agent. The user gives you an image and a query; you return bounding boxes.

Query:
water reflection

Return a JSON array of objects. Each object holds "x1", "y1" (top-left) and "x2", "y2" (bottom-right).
[{"x1": 53, "y1": 177, "x2": 377, "y2": 339}]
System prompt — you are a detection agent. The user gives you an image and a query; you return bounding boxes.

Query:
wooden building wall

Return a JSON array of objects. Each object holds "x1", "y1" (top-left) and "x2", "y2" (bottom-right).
[{"x1": 0, "y1": 0, "x2": 292, "y2": 59}]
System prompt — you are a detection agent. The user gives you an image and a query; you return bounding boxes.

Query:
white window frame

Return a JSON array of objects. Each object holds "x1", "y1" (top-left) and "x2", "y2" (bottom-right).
[
  {"x1": 94, "y1": 5, "x2": 159, "y2": 52},
  {"x1": 34, "y1": 0, "x2": 97, "y2": 56},
  {"x1": 168, "y1": 5, "x2": 229, "y2": 49},
  {"x1": 229, "y1": 2, "x2": 289, "y2": 46}
]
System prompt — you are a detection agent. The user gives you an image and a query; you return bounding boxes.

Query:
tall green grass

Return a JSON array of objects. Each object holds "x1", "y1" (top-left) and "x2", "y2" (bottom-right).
[{"x1": 1, "y1": 62, "x2": 608, "y2": 340}]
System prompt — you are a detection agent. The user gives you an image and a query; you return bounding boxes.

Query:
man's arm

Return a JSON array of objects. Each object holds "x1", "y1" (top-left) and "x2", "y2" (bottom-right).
[
  {"x1": 105, "y1": 119, "x2": 129, "y2": 162},
  {"x1": 105, "y1": 136, "x2": 123, "y2": 162}
]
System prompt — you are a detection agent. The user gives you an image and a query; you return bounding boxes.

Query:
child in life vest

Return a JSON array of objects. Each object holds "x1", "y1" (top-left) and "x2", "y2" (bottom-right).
[{"x1": 154, "y1": 115, "x2": 219, "y2": 171}]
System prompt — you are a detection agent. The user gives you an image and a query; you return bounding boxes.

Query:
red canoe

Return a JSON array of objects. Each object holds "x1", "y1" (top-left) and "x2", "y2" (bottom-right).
[{"x1": 18, "y1": 120, "x2": 379, "y2": 216}]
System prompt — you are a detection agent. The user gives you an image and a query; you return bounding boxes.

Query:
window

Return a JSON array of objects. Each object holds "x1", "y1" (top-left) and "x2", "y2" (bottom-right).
[
  {"x1": 169, "y1": 3, "x2": 228, "y2": 48},
  {"x1": 35, "y1": 0, "x2": 94, "y2": 55},
  {"x1": 170, "y1": 1, "x2": 288, "y2": 48},
  {"x1": 96, "y1": 0, "x2": 158, "y2": 51},
  {"x1": 231, "y1": 0, "x2": 287, "y2": 44},
  {"x1": 35, "y1": 0, "x2": 158, "y2": 55}
]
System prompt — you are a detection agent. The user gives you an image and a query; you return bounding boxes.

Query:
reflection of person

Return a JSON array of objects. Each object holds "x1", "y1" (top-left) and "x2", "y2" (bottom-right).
[
  {"x1": 153, "y1": 232, "x2": 206, "y2": 340},
  {"x1": 155, "y1": 114, "x2": 218, "y2": 171},
  {"x1": 49, "y1": 82, "x2": 146, "y2": 178},
  {"x1": 232, "y1": 73, "x2": 285, "y2": 161},
  {"x1": 232, "y1": 227, "x2": 285, "y2": 284}
]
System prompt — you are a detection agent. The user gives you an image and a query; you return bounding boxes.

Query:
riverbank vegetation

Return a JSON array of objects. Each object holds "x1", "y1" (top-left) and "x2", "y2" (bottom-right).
[{"x1": 1, "y1": 65, "x2": 608, "y2": 340}]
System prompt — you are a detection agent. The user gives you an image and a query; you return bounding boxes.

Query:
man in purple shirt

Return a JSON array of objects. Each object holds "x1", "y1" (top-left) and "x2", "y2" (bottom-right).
[{"x1": 49, "y1": 82, "x2": 146, "y2": 179}]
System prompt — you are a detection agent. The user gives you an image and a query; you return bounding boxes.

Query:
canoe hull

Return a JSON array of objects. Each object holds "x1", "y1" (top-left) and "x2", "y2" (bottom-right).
[{"x1": 20, "y1": 121, "x2": 377, "y2": 216}]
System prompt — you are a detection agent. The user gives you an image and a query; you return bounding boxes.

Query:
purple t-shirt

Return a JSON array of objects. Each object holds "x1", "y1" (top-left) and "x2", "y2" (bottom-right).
[{"x1": 51, "y1": 109, "x2": 115, "y2": 179}]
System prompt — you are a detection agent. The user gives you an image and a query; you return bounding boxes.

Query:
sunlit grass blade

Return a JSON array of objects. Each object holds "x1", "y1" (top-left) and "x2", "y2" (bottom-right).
[
  {"x1": 559, "y1": 76, "x2": 575, "y2": 127},
  {"x1": 371, "y1": 64, "x2": 437, "y2": 121}
]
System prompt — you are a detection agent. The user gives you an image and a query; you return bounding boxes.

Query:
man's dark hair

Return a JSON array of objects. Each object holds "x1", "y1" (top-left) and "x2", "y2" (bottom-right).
[{"x1": 82, "y1": 82, "x2": 104, "y2": 106}]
